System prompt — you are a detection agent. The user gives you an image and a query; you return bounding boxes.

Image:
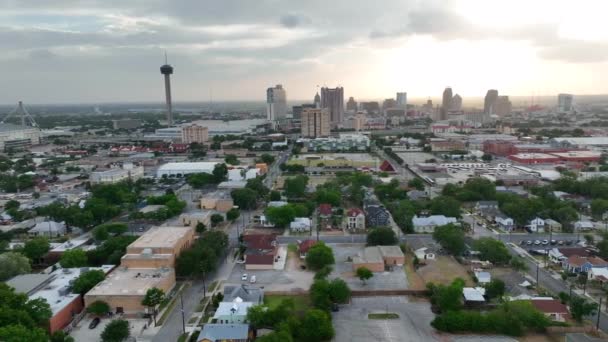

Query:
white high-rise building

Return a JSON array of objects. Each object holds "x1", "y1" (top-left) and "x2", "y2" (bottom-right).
[
  {"x1": 396, "y1": 92, "x2": 407, "y2": 109},
  {"x1": 558, "y1": 93, "x2": 573, "y2": 112},
  {"x1": 266, "y1": 85, "x2": 287, "y2": 122}
]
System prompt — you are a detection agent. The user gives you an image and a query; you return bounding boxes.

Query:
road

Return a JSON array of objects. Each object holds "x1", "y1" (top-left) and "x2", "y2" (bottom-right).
[{"x1": 263, "y1": 149, "x2": 290, "y2": 189}]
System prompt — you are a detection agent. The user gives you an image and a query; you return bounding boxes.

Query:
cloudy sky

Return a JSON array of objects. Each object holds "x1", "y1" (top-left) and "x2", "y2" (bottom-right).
[{"x1": 2, "y1": 0, "x2": 608, "y2": 104}]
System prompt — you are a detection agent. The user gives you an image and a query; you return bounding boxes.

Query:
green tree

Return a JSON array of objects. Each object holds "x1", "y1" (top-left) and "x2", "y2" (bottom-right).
[
  {"x1": 408, "y1": 178, "x2": 425, "y2": 191},
  {"x1": 212, "y1": 163, "x2": 228, "y2": 183},
  {"x1": 569, "y1": 297, "x2": 598, "y2": 322},
  {"x1": 0, "y1": 325, "x2": 47, "y2": 342},
  {"x1": 87, "y1": 300, "x2": 111, "y2": 316},
  {"x1": 211, "y1": 214, "x2": 224, "y2": 227},
  {"x1": 142, "y1": 287, "x2": 165, "y2": 326},
  {"x1": 510, "y1": 257, "x2": 528, "y2": 272},
  {"x1": 50, "y1": 331, "x2": 75, "y2": 342},
  {"x1": 433, "y1": 224, "x2": 465, "y2": 255},
  {"x1": 265, "y1": 205, "x2": 296, "y2": 228},
  {"x1": 60, "y1": 249, "x2": 89, "y2": 268},
  {"x1": 23, "y1": 237, "x2": 50, "y2": 264},
  {"x1": 195, "y1": 222, "x2": 206, "y2": 233},
  {"x1": 260, "y1": 154, "x2": 276, "y2": 165},
  {"x1": 101, "y1": 319, "x2": 130, "y2": 342},
  {"x1": 430, "y1": 196, "x2": 461, "y2": 218},
  {"x1": 256, "y1": 330, "x2": 293, "y2": 342},
  {"x1": 284, "y1": 175, "x2": 309, "y2": 198},
  {"x1": 313, "y1": 189, "x2": 341, "y2": 206},
  {"x1": 298, "y1": 309, "x2": 334, "y2": 342},
  {"x1": 245, "y1": 178, "x2": 269, "y2": 198},
  {"x1": 224, "y1": 154, "x2": 239, "y2": 165},
  {"x1": 72, "y1": 269, "x2": 106, "y2": 294},
  {"x1": 269, "y1": 191, "x2": 282, "y2": 201},
  {"x1": 231, "y1": 188, "x2": 258, "y2": 210},
  {"x1": 473, "y1": 238, "x2": 511, "y2": 265},
  {"x1": 328, "y1": 278, "x2": 351, "y2": 304},
  {"x1": 0, "y1": 252, "x2": 31, "y2": 281},
  {"x1": 591, "y1": 199, "x2": 608, "y2": 219},
  {"x1": 305, "y1": 242, "x2": 335, "y2": 270},
  {"x1": 226, "y1": 208, "x2": 240, "y2": 221},
  {"x1": 356, "y1": 267, "x2": 373, "y2": 284},
  {"x1": 482, "y1": 154, "x2": 493, "y2": 162},
  {"x1": 427, "y1": 278, "x2": 465, "y2": 313},
  {"x1": 484, "y1": 279, "x2": 506, "y2": 299},
  {"x1": 23, "y1": 297, "x2": 52, "y2": 326},
  {"x1": 366, "y1": 227, "x2": 397, "y2": 246}
]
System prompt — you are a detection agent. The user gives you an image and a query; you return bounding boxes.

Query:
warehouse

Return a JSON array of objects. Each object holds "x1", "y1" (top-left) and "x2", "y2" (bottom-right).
[{"x1": 156, "y1": 162, "x2": 219, "y2": 177}]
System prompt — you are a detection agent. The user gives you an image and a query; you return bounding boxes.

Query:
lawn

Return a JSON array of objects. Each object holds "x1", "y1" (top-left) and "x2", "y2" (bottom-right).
[
  {"x1": 368, "y1": 313, "x2": 400, "y2": 319},
  {"x1": 416, "y1": 255, "x2": 474, "y2": 286},
  {"x1": 404, "y1": 254, "x2": 426, "y2": 290},
  {"x1": 264, "y1": 295, "x2": 311, "y2": 312}
]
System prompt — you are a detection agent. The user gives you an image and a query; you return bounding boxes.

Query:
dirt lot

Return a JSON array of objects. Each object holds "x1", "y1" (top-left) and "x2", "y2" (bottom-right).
[{"x1": 415, "y1": 255, "x2": 474, "y2": 286}]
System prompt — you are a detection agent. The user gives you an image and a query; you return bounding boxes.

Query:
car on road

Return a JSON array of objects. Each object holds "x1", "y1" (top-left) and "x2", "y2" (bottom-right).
[
  {"x1": 542, "y1": 240, "x2": 549, "y2": 245},
  {"x1": 534, "y1": 240, "x2": 541, "y2": 245},
  {"x1": 250, "y1": 275, "x2": 256, "y2": 283},
  {"x1": 520, "y1": 240, "x2": 526, "y2": 245},
  {"x1": 241, "y1": 274, "x2": 248, "y2": 281},
  {"x1": 550, "y1": 240, "x2": 557, "y2": 245},
  {"x1": 89, "y1": 317, "x2": 101, "y2": 329},
  {"x1": 526, "y1": 240, "x2": 533, "y2": 245},
  {"x1": 558, "y1": 240, "x2": 564, "y2": 245}
]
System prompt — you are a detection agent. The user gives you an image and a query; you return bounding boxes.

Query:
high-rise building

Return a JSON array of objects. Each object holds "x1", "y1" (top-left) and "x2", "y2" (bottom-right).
[
  {"x1": 441, "y1": 87, "x2": 453, "y2": 120},
  {"x1": 361, "y1": 101, "x2": 380, "y2": 114},
  {"x1": 182, "y1": 123, "x2": 209, "y2": 144},
  {"x1": 160, "y1": 58, "x2": 174, "y2": 127},
  {"x1": 314, "y1": 92, "x2": 321, "y2": 109},
  {"x1": 292, "y1": 104, "x2": 316, "y2": 120},
  {"x1": 354, "y1": 112, "x2": 366, "y2": 131},
  {"x1": 396, "y1": 92, "x2": 407, "y2": 108},
  {"x1": 423, "y1": 99, "x2": 433, "y2": 112},
  {"x1": 346, "y1": 97, "x2": 358, "y2": 112},
  {"x1": 495, "y1": 96, "x2": 512, "y2": 117},
  {"x1": 382, "y1": 98, "x2": 397, "y2": 111},
  {"x1": 558, "y1": 93, "x2": 573, "y2": 112},
  {"x1": 266, "y1": 85, "x2": 287, "y2": 122},
  {"x1": 301, "y1": 108, "x2": 330, "y2": 138},
  {"x1": 451, "y1": 94, "x2": 462, "y2": 111},
  {"x1": 484, "y1": 89, "x2": 499, "y2": 117},
  {"x1": 320, "y1": 87, "x2": 344, "y2": 126}
]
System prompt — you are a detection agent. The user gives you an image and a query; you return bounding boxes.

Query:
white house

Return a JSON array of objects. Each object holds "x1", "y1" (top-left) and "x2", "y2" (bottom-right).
[
  {"x1": 588, "y1": 267, "x2": 608, "y2": 283},
  {"x1": 494, "y1": 213, "x2": 514, "y2": 231},
  {"x1": 474, "y1": 271, "x2": 491, "y2": 284},
  {"x1": 526, "y1": 217, "x2": 545, "y2": 233},
  {"x1": 574, "y1": 221, "x2": 594, "y2": 231},
  {"x1": 412, "y1": 215, "x2": 458, "y2": 233},
  {"x1": 290, "y1": 217, "x2": 311, "y2": 232},
  {"x1": 28, "y1": 221, "x2": 67, "y2": 237},
  {"x1": 414, "y1": 247, "x2": 436, "y2": 261}
]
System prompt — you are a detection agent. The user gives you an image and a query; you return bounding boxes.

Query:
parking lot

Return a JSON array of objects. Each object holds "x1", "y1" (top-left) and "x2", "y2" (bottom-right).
[
  {"x1": 70, "y1": 316, "x2": 148, "y2": 341},
  {"x1": 333, "y1": 296, "x2": 437, "y2": 342},
  {"x1": 330, "y1": 244, "x2": 408, "y2": 290}
]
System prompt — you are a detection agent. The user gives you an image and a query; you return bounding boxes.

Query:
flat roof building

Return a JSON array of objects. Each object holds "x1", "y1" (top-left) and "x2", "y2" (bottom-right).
[{"x1": 156, "y1": 162, "x2": 220, "y2": 177}]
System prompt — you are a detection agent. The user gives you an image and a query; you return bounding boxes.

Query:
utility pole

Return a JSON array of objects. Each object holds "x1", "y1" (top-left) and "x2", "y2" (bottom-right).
[
  {"x1": 536, "y1": 263, "x2": 540, "y2": 289},
  {"x1": 179, "y1": 292, "x2": 185, "y2": 335},
  {"x1": 597, "y1": 297, "x2": 603, "y2": 330}
]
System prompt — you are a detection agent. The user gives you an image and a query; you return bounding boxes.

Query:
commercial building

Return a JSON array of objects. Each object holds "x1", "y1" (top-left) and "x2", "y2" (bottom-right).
[
  {"x1": 292, "y1": 103, "x2": 315, "y2": 120},
  {"x1": 156, "y1": 162, "x2": 220, "y2": 177},
  {"x1": 451, "y1": 94, "x2": 462, "y2": 111},
  {"x1": 112, "y1": 119, "x2": 142, "y2": 130},
  {"x1": 119, "y1": 226, "x2": 195, "y2": 268},
  {"x1": 299, "y1": 133, "x2": 370, "y2": 152},
  {"x1": 7, "y1": 265, "x2": 114, "y2": 333},
  {"x1": 495, "y1": 96, "x2": 512, "y2": 116},
  {"x1": 320, "y1": 86, "x2": 344, "y2": 126},
  {"x1": 484, "y1": 89, "x2": 499, "y2": 118},
  {"x1": 28, "y1": 220, "x2": 66, "y2": 237},
  {"x1": 182, "y1": 124, "x2": 209, "y2": 144},
  {"x1": 90, "y1": 163, "x2": 144, "y2": 184},
  {"x1": 346, "y1": 97, "x2": 358, "y2": 111},
  {"x1": 266, "y1": 84, "x2": 287, "y2": 122},
  {"x1": 557, "y1": 93, "x2": 573, "y2": 112},
  {"x1": 353, "y1": 113, "x2": 366, "y2": 131},
  {"x1": 352, "y1": 246, "x2": 405, "y2": 272},
  {"x1": 200, "y1": 190, "x2": 234, "y2": 212},
  {"x1": 179, "y1": 211, "x2": 212, "y2": 228},
  {"x1": 0, "y1": 123, "x2": 41, "y2": 151},
  {"x1": 441, "y1": 87, "x2": 453, "y2": 120},
  {"x1": 300, "y1": 108, "x2": 330, "y2": 138},
  {"x1": 243, "y1": 234, "x2": 277, "y2": 270},
  {"x1": 396, "y1": 92, "x2": 407, "y2": 108},
  {"x1": 508, "y1": 153, "x2": 561, "y2": 165}
]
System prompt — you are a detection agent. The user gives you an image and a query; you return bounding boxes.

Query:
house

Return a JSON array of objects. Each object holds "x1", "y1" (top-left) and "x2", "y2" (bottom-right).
[
  {"x1": 463, "y1": 287, "x2": 486, "y2": 303},
  {"x1": 588, "y1": 268, "x2": 608, "y2": 285},
  {"x1": 563, "y1": 255, "x2": 608, "y2": 273},
  {"x1": 346, "y1": 208, "x2": 365, "y2": 230},
  {"x1": 475, "y1": 201, "x2": 499, "y2": 212},
  {"x1": 243, "y1": 234, "x2": 277, "y2": 270},
  {"x1": 364, "y1": 203, "x2": 391, "y2": 227},
  {"x1": 198, "y1": 323, "x2": 250, "y2": 342},
  {"x1": 544, "y1": 219, "x2": 562, "y2": 232},
  {"x1": 526, "y1": 217, "x2": 545, "y2": 233},
  {"x1": 317, "y1": 203, "x2": 333, "y2": 229},
  {"x1": 28, "y1": 220, "x2": 66, "y2": 237},
  {"x1": 213, "y1": 301, "x2": 254, "y2": 324},
  {"x1": 267, "y1": 201, "x2": 288, "y2": 208},
  {"x1": 352, "y1": 245, "x2": 405, "y2": 272},
  {"x1": 494, "y1": 213, "x2": 514, "y2": 231},
  {"x1": 412, "y1": 215, "x2": 458, "y2": 233},
  {"x1": 549, "y1": 248, "x2": 566, "y2": 264},
  {"x1": 574, "y1": 221, "x2": 594, "y2": 231},
  {"x1": 550, "y1": 247, "x2": 591, "y2": 265},
  {"x1": 290, "y1": 217, "x2": 311, "y2": 232},
  {"x1": 414, "y1": 247, "x2": 436, "y2": 261},
  {"x1": 407, "y1": 190, "x2": 429, "y2": 201},
  {"x1": 379, "y1": 160, "x2": 396, "y2": 173},
  {"x1": 474, "y1": 271, "x2": 491, "y2": 284},
  {"x1": 222, "y1": 285, "x2": 264, "y2": 305},
  {"x1": 530, "y1": 299, "x2": 569, "y2": 322},
  {"x1": 297, "y1": 240, "x2": 317, "y2": 259}
]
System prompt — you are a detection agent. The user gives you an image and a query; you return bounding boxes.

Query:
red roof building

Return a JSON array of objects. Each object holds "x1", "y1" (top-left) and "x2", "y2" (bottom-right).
[
  {"x1": 347, "y1": 208, "x2": 364, "y2": 217},
  {"x1": 318, "y1": 204, "x2": 333, "y2": 217},
  {"x1": 244, "y1": 234, "x2": 277, "y2": 270},
  {"x1": 379, "y1": 160, "x2": 396, "y2": 172},
  {"x1": 530, "y1": 299, "x2": 569, "y2": 322},
  {"x1": 298, "y1": 240, "x2": 318, "y2": 258}
]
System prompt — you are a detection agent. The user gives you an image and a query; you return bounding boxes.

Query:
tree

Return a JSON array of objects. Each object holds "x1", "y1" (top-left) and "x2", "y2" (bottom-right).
[
  {"x1": 356, "y1": 267, "x2": 373, "y2": 284},
  {"x1": 87, "y1": 300, "x2": 111, "y2": 316},
  {"x1": 211, "y1": 214, "x2": 224, "y2": 227},
  {"x1": 50, "y1": 331, "x2": 75, "y2": 342},
  {"x1": 60, "y1": 249, "x2": 89, "y2": 268},
  {"x1": 256, "y1": 330, "x2": 293, "y2": 342},
  {"x1": 305, "y1": 242, "x2": 335, "y2": 270},
  {"x1": 430, "y1": 196, "x2": 461, "y2": 218},
  {"x1": 23, "y1": 297, "x2": 52, "y2": 326},
  {"x1": 0, "y1": 325, "x2": 47, "y2": 342},
  {"x1": 231, "y1": 188, "x2": 258, "y2": 210},
  {"x1": 569, "y1": 297, "x2": 598, "y2": 322},
  {"x1": 298, "y1": 309, "x2": 334, "y2": 342},
  {"x1": 245, "y1": 178, "x2": 269, "y2": 198},
  {"x1": 484, "y1": 279, "x2": 506, "y2": 299},
  {"x1": 408, "y1": 178, "x2": 425, "y2": 191},
  {"x1": 366, "y1": 227, "x2": 397, "y2": 246},
  {"x1": 101, "y1": 319, "x2": 130, "y2": 342},
  {"x1": 142, "y1": 287, "x2": 165, "y2": 326},
  {"x1": 72, "y1": 269, "x2": 106, "y2": 294},
  {"x1": 473, "y1": 238, "x2": 511, "y2": 265},
  {"x1": 591, "y1": 199, "x2": 608, "y2": 219},
  {"x1": 284, "y1": 175, "x2": 309, "y2": 198},
  {"x1": 313, "y1": 189, "x2": 341, "y2": 206},
  {"x1": 0, "y1": 252, "x2": 31, "y2": 281},
  {"x1": 482, "y1": 153, "x2": 493, "y2": 162},
  {"x1": 226, "y1": 208, "x2": 240, "y2": 221},
  {"x1": 510, "y1": 257, "x2": 528, "y2": 272},
  {"x1": 433, "y1": 224, "x2": 465, "y2": 255},
  {"x1": 260, "y1": 154, "x2": 276, "y2": 165},
  {"x1": 328, "y1": 278, "x2": 351, "y2": 303},
  {"x1": 427, "y1": 278, "x2": 465, "y2": 313},
  {"x1": 195, "y1": 222, "x2": 207, "y2": 233},
  {"x1": 265, "y1": 205, "x2": 296, "y2": 228},
  {"x1": 23, "y1": 237, "x2": 50, "y2": 264},
  {"x1": 269, "y1": 191, "x2": 282, "y2": 201},
  {"x1": 224, "y1": 154, "x2": 239, "y2": 165},
  {"x1": 212, "y1": 163, "x2": 228, "y2": 183},
  {"x1": 4, "y1": 200, "x2": 20, "y2": 211}
]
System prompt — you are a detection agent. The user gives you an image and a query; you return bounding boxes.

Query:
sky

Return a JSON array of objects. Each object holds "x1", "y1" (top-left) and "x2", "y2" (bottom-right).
[{"x1": 2, "y1": 0, "x2": 608, "y2": 104}]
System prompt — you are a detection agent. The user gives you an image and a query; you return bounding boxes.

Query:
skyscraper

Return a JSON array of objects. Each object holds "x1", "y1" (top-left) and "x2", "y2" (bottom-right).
[
  {"x1": 266, "y1": 85, "x2": 287, "y2": 122},
  {"x1": 301, "y1": 108, "x2": 330, "y2": 138},
  {"x1": 451, "y1": 94, "x2": 462, "y2": 111},
  {"x1": 484, "y1": 89, "x2": 499, "y2": 117},
  {"x1": 396, "y1": 92, "x2": 407, "y2": 108},
  {"x1": 441, "y1": 87, "x2": 453, "y2": 120},
  {"x1": 320, "y1": 87, "x2": 344, "y2": 126},
  {"x1": 346, "y1": 97, "x2": 358, "y2": 112},
  {"x1": 314, "y1": 92, "x2": 321, "y2": 109},
  {"x1": 160, "y1": 57, "x2": 174, "y2": 127},
  {"x1": 495, "y1": 96, "x2": 512, "y2": 117},
  {"x1": 557, "y1": 93, "x2": 573, "y2": 112}
]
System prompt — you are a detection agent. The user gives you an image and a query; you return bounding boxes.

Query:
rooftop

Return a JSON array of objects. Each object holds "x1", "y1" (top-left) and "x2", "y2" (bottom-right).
[
  {"x1": 214, "y1": 301, "x2": 254, "y2": 317},
  {"x1": 530, "y1": 299, "x2": 568, "y2": 314},
  {"x1": 6, "y1": 273, "x2": 53, "y2": 295},
  {"x1": 378, "y1": 245, "x2": 405, "y2": 258},
  {"x1": 50, "y1": 238, "x2": 90, "y2": 252},
  {"x1": 86, "y1": 267, "x2": 174, "y2": 296},
  {"x1": 128, "y1": 226, "x2": 192, "y2": 250},
  {"x1": 198, "y1": 324, "x2": 249, "y2": 342},
  {"x1": 157, "y1": 162, "x2": 219, "y2": 172}
]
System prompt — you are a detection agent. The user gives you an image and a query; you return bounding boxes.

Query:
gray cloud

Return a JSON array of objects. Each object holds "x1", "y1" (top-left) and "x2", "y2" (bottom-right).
[{"x1": 280, "y1": 14, "x2": 310, "y2": 28}]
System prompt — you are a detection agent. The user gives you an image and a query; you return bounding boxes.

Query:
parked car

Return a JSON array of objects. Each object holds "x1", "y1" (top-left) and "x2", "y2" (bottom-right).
[
  {"x1": 89, "y1": 317, "x2": 101, "y2": 329},
  {"x1": 250, "y1": 275, "x2": 257, "y2": 283},
  {"x1": 526, "y1": 240, "x2": 533, "y2": 245},
  {"x1": 558, "y1": 240, "x2": 565, "y2": 245},
  {"x1": 542, "y1": 240, "x2": 549, "y2": 245},
  {"x1": 534, "y1": 240, "x2": 541, "y2": 245},
  {"x1": 241, "y1": 274, "x2": 248, "y2": 281},
  {"x1": 566, "y1": 240, "x2": 573, "y2": 246},
  {"x1": 550, "y1": 240, "x2": 557, "y2": 245}
]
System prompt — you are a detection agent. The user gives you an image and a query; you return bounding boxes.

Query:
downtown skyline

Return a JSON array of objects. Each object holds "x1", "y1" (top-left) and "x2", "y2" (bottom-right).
[{"x1": 1, "y1": 0, "x2": 608, "y2": 103}]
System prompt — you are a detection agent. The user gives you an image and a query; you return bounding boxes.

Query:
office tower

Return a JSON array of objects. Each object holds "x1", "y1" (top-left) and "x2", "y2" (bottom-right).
[
  {"x1": 361, "y1": 101, "x2": 380, "y2": 114},
  {"x1": 320, "y1": 87, "x2": 344, "y2": 126},
  {"x1": 396, "y1": 92, "x2": 407, "y2": 108},
  {"x1": 266, "y1": 85, "x2": 287, "y2": 122},
  {"x1": 441, "y1": 87, "x2": 453, "y2": 120},
  {"x1": 354, "y1": 112, "x2": 366, "y2": 131},
  {"x1": 495, "y1": 96, "x2": 512, "y2": 117},
  {"x1": 181, "y1": 123, "x2": 209, "y2": 144},
  {"x1": 293, "y1": 104, "x2": 315, "y2": 120},
  {"x1": 451, "y1": 94, "x2": 462, "y2": 111},
  {"x1": 423, "y1": 99, "x2": 433, "y2": 112},
  {"x1": 558, "y1": 93, "x2": 573, "y2": 112},
  {"x1": 160, "y1": 57, "x2": 174, "y2": 127},
  {"x1": 484, "y1": 89, "x2": 499, "y2": 117},
  {"x1": 301, "y1": 108, "x2": 330, "y2": 138},
  {"x1": 346, "y1": 97, "x2": 358, "y2": 111},
  {"x1": 314, "y1": 92, "x2": 321, "y2": 109},
  {"x1": 382, "y1": 98, "x2": 397, "y2": 111}
]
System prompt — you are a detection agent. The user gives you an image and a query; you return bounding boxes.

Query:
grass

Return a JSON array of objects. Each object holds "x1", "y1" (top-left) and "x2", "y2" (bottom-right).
[
  {"x1": 416, "y1": 255, "x2": 474, "y2": 286},
  {"x1": 288, "y1": 243, "x2": 297, "y2": 253},
  {"x1": 195, "y1": 297, "x2": 209, "y2": 313},
  {"x1": 264, "y1": 295, "x2": 311, "y2": 312},
  {"x1": 177, "y1": 333, "x2": 188, "y2": 342},
  {"x1": 207, "y1": 280, "x2": 218, "y2": 293},
  {"x1": 403, "y1": 255, "x2": 426, "y2": 290},
  {"x1": 368, "y1": 313, "x2": 400, "y2": 319},
  {"x1": 200, "y1": 312, "x2": 213, "y2": 325}
]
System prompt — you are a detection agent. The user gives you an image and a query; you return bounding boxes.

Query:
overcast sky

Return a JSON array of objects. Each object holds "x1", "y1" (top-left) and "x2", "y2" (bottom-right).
[{"x1": 2, "y1": 0, "x2": 608, "y2": 104}]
